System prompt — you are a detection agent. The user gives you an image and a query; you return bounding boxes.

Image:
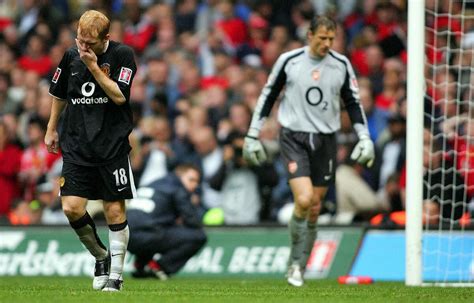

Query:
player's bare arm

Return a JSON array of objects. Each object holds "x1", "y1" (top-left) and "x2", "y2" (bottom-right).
[
  {"x1": 75, "y1": 38, "x2": 127, "y2": 106},
  {"x1": 45, "y1": 97, "x2": 66, "y2": 154}
]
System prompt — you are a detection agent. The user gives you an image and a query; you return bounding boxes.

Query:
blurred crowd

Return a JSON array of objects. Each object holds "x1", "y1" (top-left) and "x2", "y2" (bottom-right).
[{"x1": 1, "y1": 0, "x2": 473, "y2": 227}]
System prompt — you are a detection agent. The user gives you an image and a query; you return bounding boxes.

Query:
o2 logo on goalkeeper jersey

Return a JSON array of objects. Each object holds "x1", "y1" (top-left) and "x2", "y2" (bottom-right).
[{"x1": 305, "y1": 86, "x2": 328, "y2": 110}]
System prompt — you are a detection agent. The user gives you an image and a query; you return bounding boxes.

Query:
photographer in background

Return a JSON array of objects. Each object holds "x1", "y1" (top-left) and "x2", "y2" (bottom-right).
[
  {"x1": 127, "y1": 163, "x2": 206, "y2": 280},
  {"x1": 209, "y1": 131, "x2": 278, "y2": 224}
]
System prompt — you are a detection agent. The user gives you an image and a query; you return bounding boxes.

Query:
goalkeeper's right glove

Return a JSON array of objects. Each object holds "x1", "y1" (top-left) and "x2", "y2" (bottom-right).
[{"x1": 243, "y1": 135, "x2": 267, "y2": 166}]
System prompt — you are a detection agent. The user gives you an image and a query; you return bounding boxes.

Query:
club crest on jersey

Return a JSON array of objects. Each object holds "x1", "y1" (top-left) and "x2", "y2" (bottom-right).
[
  {"x1": 312, "y1": 70, "x2": 320, "y2": 81},
  {"x1": 118, "y1": 67, "x2": 132, "y2": 85},
  {"x1": 100, "y1": 63, "x2": 111, "y2": 78},
  {"x1": 52, "y1": 67, "x2": 61, "y2": 83}
]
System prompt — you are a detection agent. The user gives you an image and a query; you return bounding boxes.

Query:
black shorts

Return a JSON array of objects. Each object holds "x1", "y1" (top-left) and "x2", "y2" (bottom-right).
[
  {"x1": 279, "y1": 127, "x2": 337, "y2": 186},
  {"x1": 60, "y1": 155, "x2": 137, "y2": 201}
]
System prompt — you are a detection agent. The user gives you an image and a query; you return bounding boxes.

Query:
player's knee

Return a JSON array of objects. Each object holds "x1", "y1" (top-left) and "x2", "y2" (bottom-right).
[
  {"x1": 295, "y1": 194, "x2": 313, "y2": 210},
  {"x1": 103, "y1": 202, "x2": 126, "y2": 223},
  {"x1": 62, "y1": 204, "x2": 85, "y2": 221}
]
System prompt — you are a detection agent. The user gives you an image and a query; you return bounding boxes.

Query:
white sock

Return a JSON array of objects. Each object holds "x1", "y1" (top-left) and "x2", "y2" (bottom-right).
[{"x1": 108, "y1": 221, "x2": 129, "y2": 280}]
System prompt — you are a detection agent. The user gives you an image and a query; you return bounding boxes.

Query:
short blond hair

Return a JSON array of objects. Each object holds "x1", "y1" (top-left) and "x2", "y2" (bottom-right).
[{"x1": 78, "y1": 10, "x2": 110, "y2": 39}]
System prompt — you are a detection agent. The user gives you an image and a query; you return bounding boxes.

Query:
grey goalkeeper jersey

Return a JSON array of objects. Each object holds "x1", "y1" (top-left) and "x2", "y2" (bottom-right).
[{"x1": 250, "y1": 46, "x2": 367, "y2": 135}]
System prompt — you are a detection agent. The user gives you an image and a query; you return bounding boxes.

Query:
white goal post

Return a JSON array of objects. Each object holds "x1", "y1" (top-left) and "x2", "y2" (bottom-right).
[
  {"x1": 406, "y1": 0, "x2": 474, "y2": 287},
  {"x1": 406, "y1": 0, "x2": 425, "y2": 287}
]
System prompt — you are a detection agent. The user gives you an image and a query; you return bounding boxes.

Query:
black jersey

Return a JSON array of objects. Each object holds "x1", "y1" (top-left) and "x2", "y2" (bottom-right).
[{"x1": 49, "y1": 41, "x2": 137, "y2": 166}]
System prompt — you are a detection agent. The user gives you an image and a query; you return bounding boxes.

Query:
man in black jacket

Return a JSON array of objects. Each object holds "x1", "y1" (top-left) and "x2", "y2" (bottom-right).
[{"x1": 127, "y1": 164, "x2": 206, "y2": 279}]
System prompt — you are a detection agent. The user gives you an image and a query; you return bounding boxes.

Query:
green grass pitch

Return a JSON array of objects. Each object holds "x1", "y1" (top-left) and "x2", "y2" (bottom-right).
[{"x1": 0, "y1": 277, "x2": 472, "y2": 303}]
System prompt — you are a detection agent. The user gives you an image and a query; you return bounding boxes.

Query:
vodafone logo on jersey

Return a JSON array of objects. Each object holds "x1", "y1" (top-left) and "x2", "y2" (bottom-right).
[
  {"x1": 71, "y1": 81, "x2": 108, "y2": 105},
  {"x1": 81, "y1": 82, "x2": 95, "y2": 97}
]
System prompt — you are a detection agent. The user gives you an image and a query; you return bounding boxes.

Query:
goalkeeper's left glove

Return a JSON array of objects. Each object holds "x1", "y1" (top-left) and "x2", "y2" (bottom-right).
[
  {"x1": 243, "y1": 135, "x2": 267, "y2": 166},
  {"x1": 350, "y1": 134, "x2": 375, "y2": 168}
]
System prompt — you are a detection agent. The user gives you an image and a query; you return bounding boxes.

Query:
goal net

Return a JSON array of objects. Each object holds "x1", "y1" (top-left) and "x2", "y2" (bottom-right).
[{"x1": 407, "y1": 0, "x2": 474, "y2": 286}]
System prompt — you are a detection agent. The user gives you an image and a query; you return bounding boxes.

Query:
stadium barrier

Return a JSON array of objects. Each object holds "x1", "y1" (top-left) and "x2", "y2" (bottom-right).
[
  {"x1": 350, "y1": 230, "x2": 474, "y2": 281},
  {"x1": 0, "y1": 226, "x2": 363, "y2": 278}
]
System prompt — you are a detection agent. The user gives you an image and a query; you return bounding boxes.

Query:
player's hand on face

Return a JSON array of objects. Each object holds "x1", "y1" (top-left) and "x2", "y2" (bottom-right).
[
  {"x1": 75, "y1": 38, "x2": 97, "y2": 68},
  {"x1": 243, "y1": 136, "x2": 267, "y2": 166},
  {"x1": 44, "y1": 129, "x2": 59, "y2": 154},
  {"x1": 350, "y1": 135, "x2": 375, "y2": 168}
]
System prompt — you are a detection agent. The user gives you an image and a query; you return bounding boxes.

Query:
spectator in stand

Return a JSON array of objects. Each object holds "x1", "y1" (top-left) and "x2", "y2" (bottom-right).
[
  {"x1": 186, "y1": 105, "x2": 208, "y2": 130},
  {"x1": 16, "y1": 0, "x2": 40, "y2": 39},
  {"x1": 189, "y1": 126, "x2": 223, "y2": 209},
  {"x1": 17, "y1": 34, "x2": 52, "y2": 77},
  {"x1": 214, "y1": 0, "x2": 248, "y2": 49},
  {"x1": 122, "y1": 1, "x2": 156, "y2": 55},
  {"x1": 133, "y1": 116, "x2": 171, "y2": 187},
  {"x1": 35, "y1": 162, "x2": 68, "y2": 225},
  {"x1": 240, "y1": 80, "x2": 261, "y2": 111},
  {"x1": 398, "y1": 128, "x2": 467, "y2": 226},
  {"x1": 201, "y1": 85, "x2": 229, "y2": 129},
  {"x1": 0, "y1": 42, "x2": 17, "y2": 74},
  {"x1": 270, "y1": 25, "x2": 290, "y2": 50},
  {"x1": 0, "y1": 73, "x2": 19, "y2": 115},
  {"x1": 335, "y1": 143, "x2": 388, "y2": 224},
  {"x1": 19, "y1": 116, "x2": 60, "y2": 202},
  {"x1": 375, "y1": 69, "x2": 403, "y2": 112},
  {"x1": 209, "y1": 131, "x2": 278, "y2": 224},
  {"x1": 364, "y1": 44, "x2": 385, "y2": 96},
  {"x1": 226, "y1": 102, "x2": 252, "y2": 137},
  {"x1": 141, "y1": 56, "x2": 178, "y2": 117},
  {"x1": 0, "y1": 120, "x2": 22, "y2": 217},
  {"x1": 377, "y1": 113, "x2": 406, "y2": 189},
  {"x1": 359, "y1": 85, "x2": 390, "y2": 143},
  {"x1": 175, "y1": 0, "x2": 198, "y2": 35},
  {"x1": 290, "y1": 1, "x2": 314, "y2": 41},
  {"x1": 236, "y1": 14, "x2": 269, "y2": 62},
  {"x1": 441, "y1": 113, "x2": 474, "y2": 199},
  {"x1": 178, "y1": 63, "x2": 202, "y2": 101}
]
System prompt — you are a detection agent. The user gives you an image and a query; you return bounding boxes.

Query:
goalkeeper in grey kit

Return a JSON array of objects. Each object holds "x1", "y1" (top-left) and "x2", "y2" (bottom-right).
[{"x1": 243, "y1": 15, "x2": 374, "y2": 287}]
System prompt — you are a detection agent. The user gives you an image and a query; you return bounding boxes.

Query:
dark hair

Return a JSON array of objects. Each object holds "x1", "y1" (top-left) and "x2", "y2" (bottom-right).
[
  {"x1": 28, "y1": 115, "x2": 47, "y2": 131},
  {"x1": 174, "y1": 163, "x2": 200, "y2": 176},
  {"x1": 309, "y1": 15, "x2": 336, "y2": 33}
]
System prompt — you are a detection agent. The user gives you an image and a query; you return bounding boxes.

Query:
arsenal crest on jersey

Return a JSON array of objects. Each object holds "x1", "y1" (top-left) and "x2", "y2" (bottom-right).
[{"x1": 312, "y1": 70, "x2": 320, "y2": 81}]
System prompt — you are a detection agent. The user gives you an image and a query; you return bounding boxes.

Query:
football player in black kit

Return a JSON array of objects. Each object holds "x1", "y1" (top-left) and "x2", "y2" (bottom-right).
[{"x1": 45, "y1": 10, "x2": 137, "y2": 292}]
